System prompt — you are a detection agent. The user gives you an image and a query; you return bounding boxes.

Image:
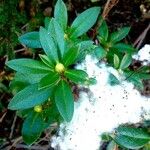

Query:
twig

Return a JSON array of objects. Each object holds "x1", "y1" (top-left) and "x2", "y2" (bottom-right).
[
  {"x1": 9, "y1": 114, "x2": 17, "y2": 139},
  {"x1": 0, "y1": 111, "x2": 7, "y2": 123},
  {"x1": 14, "y1": 48, "x2": 26, "y2": 53},
  {"x1": 93, "y1": 0, "x2": 119, "y2": 39},
  {"x1": 133, "y1": 23, "x2": 150, "y2": 49},
  {"x1": 102, "y1": 0, "x2": 119, "y2": 19},
  {"x1": 4, "y1": 136, "x2": 22, "y2": 150}
]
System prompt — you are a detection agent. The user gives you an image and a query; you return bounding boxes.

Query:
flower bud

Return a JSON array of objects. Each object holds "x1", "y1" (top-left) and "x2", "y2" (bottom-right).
[
  {"x1": 34, "y1": 105, "x2": 42, "y2": 113},
  {"x1": 55, "y1": 63, "x2": 65, "y2": 73}
]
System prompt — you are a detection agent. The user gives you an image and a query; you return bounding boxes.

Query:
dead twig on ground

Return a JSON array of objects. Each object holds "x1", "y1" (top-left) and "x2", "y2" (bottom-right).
[
  {"x1": 9, "y1": 114, "x2": 17, "y2": 139},
  {"x1": 93, "y1": 0, "x2": 119, "y2": 39},
  {"x1": 133, "y1": 23, "x2": 150, "y2": 49},
  {"x1": 102, "y1": 0, "x2": 119, "y2": 20}
]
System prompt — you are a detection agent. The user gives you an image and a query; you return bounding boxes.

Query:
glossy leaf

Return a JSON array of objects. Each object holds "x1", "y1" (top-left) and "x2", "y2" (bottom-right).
[
  {"x1": 54, "y1": 0, "x2": 68, "y2": 30},
  {"x1": 65, "y1": 69, "x2": 88, "y2": 84},
  {"x1": 76, "y1": 40, "x2": 94, "y2": 61},
  {"x1": 39, "y1": 54, "x2": 54, "y2": 68},
  {"x1": 63, "y1": 46, "x2": 79, "y2": 66},
  {"x1": 112, "y1": 126, "x2": 150, "y2": 149},
  {"x1": 55, "y1": 80, "x2": 74, "y2": 122},
  {"x1": 22, "y1": 112, "x2": 44, "y2": 145},
  {"x1": 8, "y1": 84, "x2": 52, "y2": 110},
  {"x1": 94, "y1": 46, "x2": 107, "y2": 59},
  {"x1": 98, "y1": 20, "x2": 109, "y2": 41},
  {"x1": 108, "y1": 73, "x2": 120, "y2": 86},
  {"x1": 39, "y1": 72, "x2": 60, "y2": 89},
  {"x1": 52, "y1": 19, "x2": 65, "y2": 57},
  {"x1": 113, "y1": 54, "x2": 120, "y2": 68},
  {"x1": 19, "y1": 32, "x2": 41, "y2": 48},
  {"x1": 119, "y1": 53, "x2": 132, "y2": 70},
  {"x1": 44, "y1": 17, "x2": 51, "y2": 29},
  {"x1": 6, "y1": 59, "x2": 51, "y2": 74},
  {"x1": 124, "y1": 70, "x2": 150, "y2": 80},
  {"x1": 70, "y1": 7, "x2": 100, "y2": 38},
  {"x1": 126, "y1": 75, "x2": 144, "y2": 90},
  {"x1": 109, "y1": 27, "x2": 130, "y2": 43},
  {"x1": 39, "y1": 27, "x2": 58, "y2": 62},
  {"x1": 112, "y1": 43, "x2": 135, "y2": 53}
]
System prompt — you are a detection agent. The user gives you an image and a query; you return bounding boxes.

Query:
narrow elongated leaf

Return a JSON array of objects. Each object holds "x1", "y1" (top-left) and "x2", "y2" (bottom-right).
[
  {"x1": 52, "y1": 19, "x2": 65, "y2": 57},
  {"x1": 54, "y1": 0, "x2": 68, "y2": 30},
  {"x1": 113, "y1": 54, "x2": 120, "y2": 68},
  {"x1": 39, "y1": 27, "x2": 58, "y2": 62},
  {"x1": 112, "y1": 43, "x2": 135, "y2": 53},
  {"x1": 8, "y1": 84, "x2": 52, "y2": 110},
  {"x1": 13, "y1": 72, "x2": 46, "y2": 85},
  {"x1": 19, "y1": 32, "x2": 41, "y2": 48},
  {"x1": 22, "y1": 112, "x2": 44, "y2": 145},
  {"x1": 65, "y1": 69, "x2": 88, "y2": 84},
  {"x1": 70, "y1": 7, "x2": 100, "y2": 38},
  {"x1": 98, "y1": 20, "x2": 109, "y2": 41},
  {"x1": 109, "y1": 27, "x2": 130, "y2": 43},
  {"x1": 119, "y1": 53, "x2": 132, "y2": 69},
  {"x1": 55, "y1": 80, "x2": 74, "y2": 122},
  {"x1": 6, "y1": 59, "x2": 51, "y2": 74},
  {"x1": 112, "y1": 126, "x2": 150, "y2": 149},
  {"x1": 63, "y1": 46, "x2": 79, "y2": 67},
  {"x1": 126, "y1": 75, "x2": 144, "y2": 90},
  {"x1": 39, "y1": 54, "x2": 54, "y2": 68},
  {"x1": 124, "y1": 70, "x2": 150, "y2": 80},
  {"x1": 39, "y1": 72, "x2": 60, "y2": 89}
]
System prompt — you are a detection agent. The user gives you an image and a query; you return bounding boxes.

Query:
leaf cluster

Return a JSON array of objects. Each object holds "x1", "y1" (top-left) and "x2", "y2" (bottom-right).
[
  {"x1": 95, "y1": 19, "x2": 150, "y2": 90},
  {"x1": 6, "y1": 0, "x2": 100, "y2": 144}
]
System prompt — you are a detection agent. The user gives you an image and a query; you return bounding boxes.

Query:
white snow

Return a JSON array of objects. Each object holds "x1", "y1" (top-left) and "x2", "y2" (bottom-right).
[
  {"x1": 51, "y1": 53, "x2": 150, "y2": 150},
  {"x1": 133, "y1": 44, "x2": 150, "y2": 65}
]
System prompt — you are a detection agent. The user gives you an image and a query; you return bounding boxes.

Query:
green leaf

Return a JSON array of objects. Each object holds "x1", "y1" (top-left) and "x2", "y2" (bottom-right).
[
  {"x1": 19, "y1": 32, "x2": 42, "y2": 48},
  {"x1": 94, "y1": 46, "x2": 107, "y2": 59},
  {"x1": 119, "y1": 53, "x2": 132, "y2": 70},
  {"x1": 63, "y1": 46, "x2": 79, "y2": 67},
  {"x1": 108, "y1": 73, "x2": 120, "y2": 86},
  {"x1": 39, "y1": 27, "x2": 58, "y2": 62},
  {"x1": 22, "y1": 112, "x2": 44, "y2": 145},
  {"x1": 51, "y1": 18, "x2": 65, "y2": 57},
  {"x1": 112, "y1": 126, "x2": 150, "y2": 149},
  {"x1": 126, "y1": 75, "x2": 144, "y2": 90},
  {"x1": 39, "y1": 72, "x2": 60, "y2": 89},
  {"x1": 54, "y1": 0, "x2": 68, "y2": 30},
  {"x1": 6, "y1": 59, "x2": 51, "y2": 74},
  {"x1": 44, "y1": 17, "x2": 51, "y2": 29},
  {"x1": 76, "y1": 40, "x2": 94, "y2": 61},
  {"x1": 109, "y1": 27, "x2": 130, "y2": 43},
  {"x1": 8, "y1": 84, "x2": 52, "y2": 110},
  {"x1": 98, "y1": 19, "x2": 109, "y2": 41},
  {"x1": 70, "y1": 7, "x2": 100, "y2": 38},
  {"x1": 112, "y1": 43, "x2": 135, "y2": 53},
  {"x1": 65, "y1": 69, "x2": 88, "y2": 84},
  {"x1": 39, "y1": 54, "x2": 54, "y2": 68},
  {"x1": 124, "y1": 70, "x2": 150, "y2": 80},
  {"x1": 113, "y1": 54, "x2": 120, "y2": 68},
  {"x1": 55, "y1": 80, "x2": 74, "y2": 122},
  {"x1": 107, "y1": 141, "x2": 117, "y2": 150}
]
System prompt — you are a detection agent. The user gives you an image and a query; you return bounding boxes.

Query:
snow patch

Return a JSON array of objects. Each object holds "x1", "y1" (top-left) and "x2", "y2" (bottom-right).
[
  {"x1": 133, "y1": 44, "x2": 150, "y2": 65},
  {"x1": 51, "y1": 54, "x2": 150, "y2": 150}
]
